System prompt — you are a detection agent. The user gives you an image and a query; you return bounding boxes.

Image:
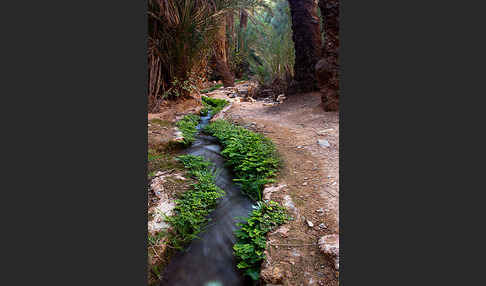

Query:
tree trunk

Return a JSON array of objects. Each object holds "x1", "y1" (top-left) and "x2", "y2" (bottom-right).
[
  {"x1": 226, "y1": 12, "x2": 234, "y2": 62},
  {"x1": 316, "y1": 0, "x2": 339, "y2": 111},
  {"x1": 239, "y1": 10, "x2": 248, "y2": 52},
  {"x1": 213, "y1": 17, "x2": 235, "y2": 87},
  {"x1": 287, "y1": 0, "x2": 322, "y2": 94}
]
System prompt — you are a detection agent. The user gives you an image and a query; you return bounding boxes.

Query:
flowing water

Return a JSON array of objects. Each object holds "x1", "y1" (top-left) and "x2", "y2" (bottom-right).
[{"x1": 159, "y1": 113, "x2": 254, "y2": 286}]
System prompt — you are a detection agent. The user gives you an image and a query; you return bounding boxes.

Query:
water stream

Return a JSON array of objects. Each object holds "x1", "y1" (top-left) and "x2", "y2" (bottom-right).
[{"x1": 159, "y1": 113, "x2": 254, "y2": 286}]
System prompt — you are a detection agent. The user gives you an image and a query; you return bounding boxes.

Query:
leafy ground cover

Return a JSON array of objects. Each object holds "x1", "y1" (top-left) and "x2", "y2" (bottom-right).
[
  {"x1": 203, "y1": 119, "x2": 288, "y2": 281},
  {"x1": 204, "y1": 119, "x2": 279, "y2": 201},
  {"x1": 200, "y1": 83, "x2": 223, "y2": 94},
  {"x1": 165, "y1": 155, "x2": 225, "y2": 249},
  {"x1": 233, "y1": 201, "x2": 289, "y2": 280},
  {"x1": 175, "y1": 114, "x2": 200, "y2": 145},
  {"x1": 200, "y1": 96, "x2": 229, "y2": 116}
]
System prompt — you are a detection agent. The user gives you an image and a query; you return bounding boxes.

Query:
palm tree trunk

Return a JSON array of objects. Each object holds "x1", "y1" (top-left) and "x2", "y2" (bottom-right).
[
  {"x1": 239, "y1": 10, "x2": 248, "y2": 52},
  {"x1": 317, "y1": 0, "x2": 339, "y2": 111},
  {"x1": 226, "y1": 12, "x2": 234, "y2": 58},
  {"x1": 287, "y1": 0, "x2": 322, "y2": 94},
  {"x1": 213, "y1": 17, "x2": 235, "y2": 87}
]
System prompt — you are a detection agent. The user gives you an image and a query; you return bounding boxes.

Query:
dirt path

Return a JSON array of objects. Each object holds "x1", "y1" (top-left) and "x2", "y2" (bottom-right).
[{"x1": 208, "y1": 82, "x2": 339, "y2": 286}]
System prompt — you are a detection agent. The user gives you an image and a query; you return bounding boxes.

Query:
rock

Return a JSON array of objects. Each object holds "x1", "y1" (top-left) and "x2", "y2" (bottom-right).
[
  {"x1": 307, "y1": 220, "x2": 314, "y2": 227},
  {"x1": 241, "y1": 96, "x2": 256, "y2": 102},
  {"x1": 318, "y1": 234, "x2": 339, "y2": 270},
  {"x1": 283, "y1": 195, "x2": 298, "y2": 217},
  {"x1": 276, "y1": 94, "x2": 286, "y2": 103},
  {"x1": 302, "y1": 182, "x2": 308, "y2": 186},
  {"x1": 291, "y1": 249, "x2": 302, "y2": 258},
  {"x1": 147, "y1": 196, "x2": 175, "y2": 234},
  {"x1": 263, "y1": 184, "x2": 287, "y2": 201},
  {"x1": 261, "y1": 266, "x2": 283, "y2": 284},
  {"x1": 317, "y1": 139, "x2": 330, "y2": 148},
  {"x1": 154, "y1": 171, "x2": 165, "y2": 177},
  {"x1": 317, "y1": 128, "x2": 334, "y2": 135},
  {"x1": 319, "y1": 223, "x2": 327, "y2": 229},
  {"x1": 272, "y1": 225, "x2": 290, "y2": 238},
  {"x1": 316, "y1": 208, "x2": 324, "y2": 213}
]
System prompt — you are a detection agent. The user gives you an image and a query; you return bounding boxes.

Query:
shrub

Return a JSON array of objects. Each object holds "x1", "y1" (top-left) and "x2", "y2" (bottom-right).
[
  {"x1": 165, "y1": 155, "x2": 225, "y2": 249},
  {"x1": 175, "y1": 114, "x2": 201, "y2": 145},
  {"x1": 204, "y1": 120, "x2": 279, "y2": 200},
  {"x1": 233, "y1": 201, "x2": 289, "y2": 280}
]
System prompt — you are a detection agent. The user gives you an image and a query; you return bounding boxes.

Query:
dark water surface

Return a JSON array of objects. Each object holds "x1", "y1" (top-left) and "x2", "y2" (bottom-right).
[{"x1": 159, "y1": 113, "x2": 254, "y2": 286}]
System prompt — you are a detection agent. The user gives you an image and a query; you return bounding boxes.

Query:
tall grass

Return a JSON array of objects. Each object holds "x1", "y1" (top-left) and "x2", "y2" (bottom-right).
[
  {"x1": 148, "y1": 0, "x2": 217, "y2": 111},
  {"x1": 148, "y1": 0, "x2": 264, "y2": 112}
]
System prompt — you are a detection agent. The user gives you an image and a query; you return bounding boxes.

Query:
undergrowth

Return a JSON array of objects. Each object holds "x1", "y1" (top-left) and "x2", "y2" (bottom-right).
[
  {"x1": 200, "y1": 96, "x2": 229, "y2": 116},
  {"x1": 203, "y1": 119, "x2": 287, "y2": 281},
  {"x1": 200, "y1": 83, "x2": 223, "y2": 94},
  {"x1": 233, "y1": 201, "x2": 289, "y2": 280},
  {"x1": 175, "y1": 114, "x2": 200, "y2": 145},
  {"x1": 165, "y1": 155, "x2": 225, "y2": 249},
  {"x1": 204, "y1": 119, "x2": 279, "y2": 201},
  {"x1": 235, "y1": 78, "x2": 248, "y2": 83}
]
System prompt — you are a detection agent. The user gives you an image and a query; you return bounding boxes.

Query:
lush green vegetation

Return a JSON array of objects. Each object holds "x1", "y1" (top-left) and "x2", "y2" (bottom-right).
[
  {"x1": 175, "y1": 114, "x2": 201, "y2": 145},
  {"x1": 235, "y1": 78, "x2": 248, "y2": 83},
  {"x1": 233, "y1": 201, "x2": 289, "y2": 280},
  {"x1": 244, "y1": 0, "x2": 295, "y2": 87},
  {"x1": 165, "y1": 155, "x2": 225, "y2": 249},
  {"x1": 200, "y1": 96, "x2": 229, "y2": 116},
  {"x1": 148, "y1": 0, "x2": 299, "y2": 111},
  {"x1": 204, "y1": 119, "x2": 279, "y2": 200},
  {"x1": 200, "y1": 84, "x2": 223, "y2": 94},
  {"x1": 148, "y1": 0, "x2": 268, "y2": 111},
  {"x1": 203, "y1": 119, "x2": 287, "y2": 280}
]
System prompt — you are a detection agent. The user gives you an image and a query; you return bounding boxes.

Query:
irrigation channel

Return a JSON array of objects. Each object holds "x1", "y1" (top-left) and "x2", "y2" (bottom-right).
[{"x1": 160, "y1": 112, "x2": 255, "y2": 286}]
